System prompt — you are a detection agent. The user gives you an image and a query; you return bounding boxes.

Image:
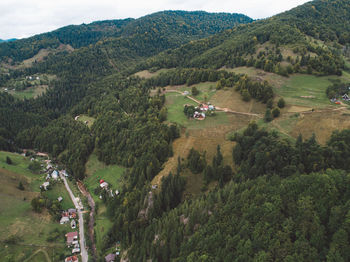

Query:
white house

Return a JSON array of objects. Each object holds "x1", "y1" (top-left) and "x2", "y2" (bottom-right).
[
  {"x1": 60, "y1": 216, "x2": 70, "y2": 224},
  {"x1": 51, "y1": 170, "x2": 59, "y2": 180},
  {"x1": 100, "y1": 182, "x2": 109, "y2": 188},
  {"x1": 42, "y1": 181, "x2": 50, "y2": 190}
]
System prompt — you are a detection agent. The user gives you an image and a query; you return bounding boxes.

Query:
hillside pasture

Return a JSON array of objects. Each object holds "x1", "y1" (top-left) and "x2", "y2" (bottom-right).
[
  {"x1": 0, "y1": 152, "x2": 71, "y2": 261},
  {"x1": 85, "y1": 153, "x2": 125, "y2": 253}
]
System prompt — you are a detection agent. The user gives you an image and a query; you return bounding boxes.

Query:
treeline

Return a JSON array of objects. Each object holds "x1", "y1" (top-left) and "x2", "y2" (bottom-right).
[{"x1": 232, "y1": 122, "x2": 350, "y2": 179}]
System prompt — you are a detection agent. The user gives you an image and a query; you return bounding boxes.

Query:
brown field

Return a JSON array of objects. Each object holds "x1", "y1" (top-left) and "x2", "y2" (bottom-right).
[
  {"x1": 286, "y1": 105, "x2": 313, "y2": 113},
  {"x1": 152, "y1": 114, "x2": 253, "y2": 191},
  {"x1": 287, "y1": 109, "x2": 350, "y2": 144},
  {"x1": 210, "y1": 89, "x2": 266, "y2": 114}
]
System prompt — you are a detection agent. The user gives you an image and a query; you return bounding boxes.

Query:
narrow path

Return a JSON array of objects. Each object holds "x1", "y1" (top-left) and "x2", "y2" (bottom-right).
[
  {"x1": 60, "y1": 174, "x2": 88, "y2": 262},
  {"x1": 24, "y1": 248, "x2": 51, "y2": 262},
  {"x1": 77, "y1": 181, "x2": 97, "y2": 260}
]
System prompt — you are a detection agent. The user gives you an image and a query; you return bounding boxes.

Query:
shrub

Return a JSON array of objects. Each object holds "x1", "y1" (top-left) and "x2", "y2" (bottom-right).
[
  {"x1": 272, "y1": 108, "x2": 280, "y2": 118},
  {"x1": 264, "y1": 109, "x2": 273, "y2": 122},
  {"x1": 277, "y1": 98, "x2": 285, "y2": 108}
]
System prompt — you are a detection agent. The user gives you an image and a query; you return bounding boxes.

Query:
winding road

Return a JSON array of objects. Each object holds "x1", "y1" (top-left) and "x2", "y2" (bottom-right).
[{"x1": 60, "y1": 174, "x2": 88, "y2": 262}]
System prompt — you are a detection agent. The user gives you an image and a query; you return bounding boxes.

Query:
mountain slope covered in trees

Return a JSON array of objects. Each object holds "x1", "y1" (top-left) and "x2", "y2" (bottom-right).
[
  {"x1": 0, "y1": 11, "x2": 252, "y2": 63},
  {"x1": 136, "y1": 0, "x2": 350, "y2": 76},
  {"x1": 1, "y1": 1, "x2": 350, "y2": 261}
]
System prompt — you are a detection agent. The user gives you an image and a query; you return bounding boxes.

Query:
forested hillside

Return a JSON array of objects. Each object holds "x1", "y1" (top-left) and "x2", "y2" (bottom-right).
[
  {"x1": 136, "y1": 0, "x2": 350, "y2": 76},
  {"x1": 0, "y1": 11, "x2": 252, "y2": 63},
  {"x1": 1, "y1": 0, "x2": 350, "y2": 261}
]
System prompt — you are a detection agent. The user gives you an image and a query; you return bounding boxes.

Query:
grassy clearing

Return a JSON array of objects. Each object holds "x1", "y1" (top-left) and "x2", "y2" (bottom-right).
[
  {"x1": 85, "y1": 153, "x2": 124, "y2": 253},
  {"x1": 276, "y1": 74, "x2": 340, "y2": 108},
  {"x1": 43, "y1": 181, "x2": 74, "y2": 210},
  {"x1": 3, "y1": 85, "x2": 48, "y2": 99},
  {"x1": 85, "y1": 154, "x2": 125, "y2": 201},
  {"x1": 95, "y1": 205, "x2": 113, "y2": 253},
  {"x1": 165, "y1": 92, "x2": 230, "y2": 128},
  {"x1": 165, "y1": 93, "x2": 197, "y2": 125},
  {"x1": 134, "y1": 68, "x2": 171, "y2": 79},
  {"x1": 77, "y1": 114, "x2": 96, "y2": 128}
]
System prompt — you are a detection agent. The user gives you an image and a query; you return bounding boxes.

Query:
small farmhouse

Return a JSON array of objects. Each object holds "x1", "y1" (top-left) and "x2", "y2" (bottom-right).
[{"x1": 65, "y1": 231, "x2": 78, "y2": 246}]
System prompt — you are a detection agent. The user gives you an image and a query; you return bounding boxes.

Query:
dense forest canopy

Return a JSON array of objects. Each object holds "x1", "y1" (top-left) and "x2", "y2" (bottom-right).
[
  {"x1": 0, "y1": 11, "x2": 252, "y2": 63},
  {"x1": 1, "y1": 1, "x2": 350, "y2": 261},
  {"x1": 135, "y1": 0, "x2": 349, "y2": 76}
]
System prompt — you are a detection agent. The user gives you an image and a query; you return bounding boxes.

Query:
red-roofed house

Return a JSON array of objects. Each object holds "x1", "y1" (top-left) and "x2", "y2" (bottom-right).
[
  {"x1": 65, "y1": 231, "x2": 78, "y2": 246},
  {"x1": 65, "y1": 255, "x2": 78, "y2": 262},
  {"x1": 64, "y1": 256, "x2": 79, "y2": 262}
]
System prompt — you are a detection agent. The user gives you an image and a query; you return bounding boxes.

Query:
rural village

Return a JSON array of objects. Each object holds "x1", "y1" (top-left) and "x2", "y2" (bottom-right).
[{"x1": 23, "y1": 151, "x2": 121, "y2": 262}]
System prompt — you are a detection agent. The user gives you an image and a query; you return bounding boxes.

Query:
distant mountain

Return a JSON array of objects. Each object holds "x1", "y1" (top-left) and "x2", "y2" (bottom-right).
[
  {"x1": 0, "y1": 11, "x2": 252, "y2": 63},
  {"x1": 0, "y1": 38, "x2": 16, "y2": 43}
]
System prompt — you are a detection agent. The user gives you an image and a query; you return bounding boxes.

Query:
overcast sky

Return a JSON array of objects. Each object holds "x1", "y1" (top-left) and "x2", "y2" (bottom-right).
[{"x1": 0, "y1": 0, "x2": 310, "y2": 39}]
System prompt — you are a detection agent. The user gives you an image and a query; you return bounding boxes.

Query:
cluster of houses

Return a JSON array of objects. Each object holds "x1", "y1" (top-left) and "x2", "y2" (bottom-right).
[
  {"x1": 193, "y1": 103, "x2": 215, "y2": 120},
  {"x1": 62, "y1": 210, "x2": 80, "y2": 260},
  {"x1": 65, "y1": 231, "x2": 80, "y2": 253},
  {"x1": 330, "y1": 94, "x2": 350, "y2": 104},
  {"x1": 99, "y1": 179, "x2": 119, "y2": 199},
  {"x1": 40, "y1": 159, "x2": 69, "y2": 191}
]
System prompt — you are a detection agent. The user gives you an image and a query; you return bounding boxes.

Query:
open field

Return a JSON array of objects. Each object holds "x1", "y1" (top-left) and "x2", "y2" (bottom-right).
[
  {"x1": 3, "y1": 85, "x2": 49, "y2": 99},
  {"x1": 94, "y1": 204, "x2": 113, "y2": 254},
  {"x1": 277, "y1": 74, "x2": 340, "y2": 108},
  {"x1": 0, "y1": 151, "x2": 73, "y2": 261},
  {"x1": 85, "y1": 153, "x2": 125, "y2": 201},
  {"x1": 43, "y1": 181, "x2": 74, "y2": 210},
  {"x1": 134, "y1": 68, "x2": 171, "y2": 79},
  {"x1": 77, "y1": 114, "x2": 96, "y2": 128}
]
